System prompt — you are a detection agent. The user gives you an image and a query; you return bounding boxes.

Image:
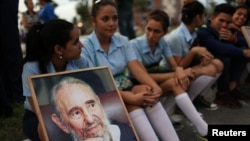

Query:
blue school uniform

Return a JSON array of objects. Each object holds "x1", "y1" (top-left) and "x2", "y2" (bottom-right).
[
  {"x1": 165, "y1": 23, "x2": 197, "y2": 57},
  {"x1": 81, "y1": 31, "x2": 137, "y2": 76},
  {"x1": 130, "y1": 34, "x2": 172, "y2": 69}
]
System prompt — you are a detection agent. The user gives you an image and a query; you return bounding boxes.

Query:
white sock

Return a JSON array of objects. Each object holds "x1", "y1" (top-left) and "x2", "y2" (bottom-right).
[
  {"x1": 200, "y1": 73, "x2": 221, "y2": 97},
  {"x1": 145, "y1": 102, "x2": 180, "y2": 141},
  {"x1": 163, "y1": 75, "x2": 217, "y2": 113},
  {"x1": 175, "y1": 93, "x2": 208, "y2": 136},
  {"x1": 162, "y1": 94, "x2": 175, "y2": 113},
  {"x1": 188, "y1": 75, "x2": 214, "y2": 100},
  {"x1": 129, "y1": 108, "x2": 159, "y2": 141}
]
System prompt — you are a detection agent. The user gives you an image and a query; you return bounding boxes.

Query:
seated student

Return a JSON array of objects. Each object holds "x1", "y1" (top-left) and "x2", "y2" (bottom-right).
[
  {"x1": 197, "y1": 3, "x2": 250, "y2": 108},
  {"x1": 22, "y1": 19, "x2": 90, "y2": 141},
  {"x1": 129, "y1": 9, "x2": 211, "y2": 139},
  {"x1": 229, "y1": 5, "x2": 250, "y2": 85},
  {"x1": 230, "y1": 4, "x2": 249, "y2": 32},
  {"x1": 82, "y1": 0, "x2": 181, "y2": 140},
  {"x1": 165, "y1": 1, "x2": 223, "y2": 110}
]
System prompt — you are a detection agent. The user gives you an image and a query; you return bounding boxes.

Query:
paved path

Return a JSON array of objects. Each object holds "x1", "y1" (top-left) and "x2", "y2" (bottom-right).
[{"x1": 178, "y1": 99, "x2": 250, "y2": 141}]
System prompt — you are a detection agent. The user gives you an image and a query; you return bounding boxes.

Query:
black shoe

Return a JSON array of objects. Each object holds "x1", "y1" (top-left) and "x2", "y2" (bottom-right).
[
  {"x1": 215, "y1": 93, "x2": 242, "y2": 109},
  {"x1": 231, "y1": 85, "x2": 250, "y2": 100},
  {"x1": 173, "y1": 122, "x2": 184, "y2": 131},
  {"x1": 170, "y1": 114, "x2": 185, "y2": 131},
  {"x1": 196, "y1": 96, "x2": 218, "y2": 111}
]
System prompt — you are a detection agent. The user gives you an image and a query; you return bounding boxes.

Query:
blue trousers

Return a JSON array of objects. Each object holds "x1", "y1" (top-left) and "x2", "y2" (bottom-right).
[{"x1": 216, "y1": 55, "x2": 247, "y2": 92}]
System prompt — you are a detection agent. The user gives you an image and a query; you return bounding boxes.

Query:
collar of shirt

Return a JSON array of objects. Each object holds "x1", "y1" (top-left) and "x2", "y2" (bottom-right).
[
  {"x1": 180, "y1": 22, "x2": 197, "y2": 45},
  {"x1": 140, "y1": 34, "x2": 163, "y2": 55},
  {"x1": 140, "y1": 34, "x2": 152, "y2": 54},
  {"x1": 108, "y1": 124, "x2": 121, "y2": 141},
  {"x1": 47, "y1": 61, "x2": 76, "y2": 72},
  {"x1": 90, "y1": 31, "x2": 124, "y2": 54}
]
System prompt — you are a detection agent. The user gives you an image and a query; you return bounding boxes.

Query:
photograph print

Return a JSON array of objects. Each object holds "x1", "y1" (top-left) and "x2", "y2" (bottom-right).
[{"x1": 28, "y1": 66, "x2": 139, "y2": 141}]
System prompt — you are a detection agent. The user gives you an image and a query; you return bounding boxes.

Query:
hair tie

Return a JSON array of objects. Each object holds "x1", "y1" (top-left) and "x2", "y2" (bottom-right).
[{"x1": 95, "y1": 0, "x2": 101, "y2": 4}]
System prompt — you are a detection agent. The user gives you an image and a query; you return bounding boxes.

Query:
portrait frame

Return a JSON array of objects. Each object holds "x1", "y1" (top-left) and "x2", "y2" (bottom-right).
[
  {"x1": 28, "y1": 66, "x2": 139, "y2": 141},
  {"x1": 241, "y1": 26, "x2": 250, "y2": 49}
]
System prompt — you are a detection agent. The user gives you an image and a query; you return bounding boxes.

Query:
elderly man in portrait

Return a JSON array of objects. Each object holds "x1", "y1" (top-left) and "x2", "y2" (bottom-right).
[{"x1": 49, "y1": 77, "x2": 136, "y2": 141}]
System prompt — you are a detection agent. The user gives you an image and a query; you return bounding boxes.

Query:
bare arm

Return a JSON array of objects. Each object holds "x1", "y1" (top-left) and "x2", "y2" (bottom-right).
[
  {"x1": 21, "y1": 13, "x2": 33, "y2": 29},
  {"x1": 128, "y1": 60, "x2": 162, "y2": 95},
  {"x1": 167, "y1": 56, "x2": 179, "y2": 69},
  {"x1": 175, "y1": 47, "x2": 214, "y2": 68}
]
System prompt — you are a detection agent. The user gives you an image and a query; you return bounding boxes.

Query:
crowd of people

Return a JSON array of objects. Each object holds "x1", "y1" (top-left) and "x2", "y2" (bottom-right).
[
  {"x1": 20, "y1": 0, "x2": 56, "y2": 42},
  {"x1": 1, "y1": 0, "x2": 250, "y2": 141}
]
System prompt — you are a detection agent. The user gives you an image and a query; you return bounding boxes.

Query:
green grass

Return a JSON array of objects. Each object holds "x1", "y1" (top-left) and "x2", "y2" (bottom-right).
[{"x1": 0, "y1": 105, "x2": 28, "y2": 141}]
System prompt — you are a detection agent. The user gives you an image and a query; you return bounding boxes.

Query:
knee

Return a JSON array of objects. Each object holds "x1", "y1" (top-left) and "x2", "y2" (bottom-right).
[
  {"x1": 159, "y1": 78, "x2": 175, "y2": 92},
  {"x1": 127, "y1": 105, "x2": 142, "y2": 112},
  {"x1": 160, "y1": 78, "x2": 185, "y2": 95},
  {"x1": 201, "y1": 64, "x2": 217, "y2": 77},
  {"x1": 131, "y1": 85, "x2": 151, "y2": 93},
  {"x1": 211, "y1": 59, "x2": 224, "y2": 73}
]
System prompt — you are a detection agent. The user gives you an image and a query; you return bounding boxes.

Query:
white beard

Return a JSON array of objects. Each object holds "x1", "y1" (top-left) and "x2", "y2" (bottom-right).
[{"x1": 64, "y1": 114, "x2": 112, "y2": 141}]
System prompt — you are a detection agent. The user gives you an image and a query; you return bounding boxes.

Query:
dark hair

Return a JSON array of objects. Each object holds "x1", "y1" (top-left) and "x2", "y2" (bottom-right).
[
  {"x1": 234, "y1": 4, "x2": 250, "y2": 26},
  {"x1": 23, "y1": 19, "x2": 74, "y2": 73},
  {"x1": 91, "y1": 0, "x2": 117, "y2": 17},
  {"x1": 146, "y1": 9, "x2": 169, "y2": 32},
  {"x1": 24, "y1": 0, "x2": 28, "y2": 5},
  {"x1": 181, "y1": 1, "x2": 205, "y2": 24},
  {"x1": 213, "y1": 3, "x2": 235, "y2": 17},
  {"x1": 43, "y1": 0, "x2": 52, "y2": 2}
]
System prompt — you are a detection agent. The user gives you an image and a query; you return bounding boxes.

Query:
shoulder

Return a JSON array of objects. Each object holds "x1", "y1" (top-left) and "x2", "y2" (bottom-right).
[
  {"x1": 113, "y1": 34, "x2": 129, "y2": 42},
  {"x1": 81, "y1": 35, "x2": 96, "y2": 51},
  {"x1": 159, "y1": 37, "x2": 168, "y2": 47},
  {"x1": 165, "y1": 30, "x2": 180, "y2": 44},
  {"x1": 23, "y1": 61, "x2": 39, "y2": 70},
  {"x1": 198, "y1": 24, "x2": 211, "y2": 32},
  {"x1": 166, "y1": 27, "x2": 181, "y2": 40},
  {"x1": 23, "y1": 61, "x2": 40, "y2": 76},
  {"x1": 45, "y1": 3, "x2": 54, "y2": 9},
  {"x1": 130, "y1": 35, "x2": 147, "y2": 49},
  {"x1": 70, "y1": 56, "x2": 93, "y2": 68},
  {"x1": 197, "y1": 25, "x2": 212, "y2": 37}
]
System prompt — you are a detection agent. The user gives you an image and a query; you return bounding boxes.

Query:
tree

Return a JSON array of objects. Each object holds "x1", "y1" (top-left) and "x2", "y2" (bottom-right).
[
  {"x1": 133, "y1": 0, "x2": 150, "y2": 12},
  {"x1": 226, "y1": 0, "x2": 236, "y2": 6},
  {"x1": 70, "y1": 0, "x2": 92, "y2": 34}
]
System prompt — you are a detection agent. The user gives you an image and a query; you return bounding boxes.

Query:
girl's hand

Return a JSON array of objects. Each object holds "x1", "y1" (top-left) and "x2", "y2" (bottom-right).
[
  {"x1": 184, "y1": 67, "x2": 196, "y2": 81},
  {"x1": 219, "y1": 28, "x2": 234, "y2": 42},
  {"x1": 132, "y1": 85, "x2": 161, "y2": 107},
  {"x1": 136, "y1": 92, "x2": 161, "y2": 107},
  {"x1": 175, "y1": 67, "x2": 190, "y2": 89},
  {"x1": 192, "y1": 47, "x2": 214, "y2": 61}
]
